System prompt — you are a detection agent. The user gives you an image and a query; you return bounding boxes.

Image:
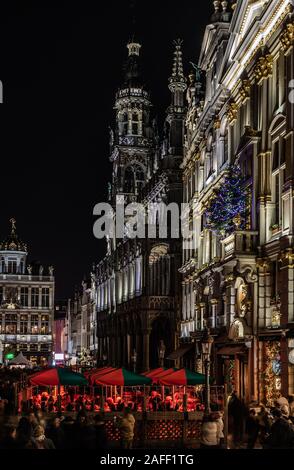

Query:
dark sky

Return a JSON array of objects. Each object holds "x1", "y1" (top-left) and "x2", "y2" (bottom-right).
[{"x1": 0, "y1": 0, "x2": 211, "y2": 299}]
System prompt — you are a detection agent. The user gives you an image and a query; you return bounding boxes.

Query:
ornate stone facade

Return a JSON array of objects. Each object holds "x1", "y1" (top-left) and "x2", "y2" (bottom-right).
[
  {"x1": 0, "y1": 220, "x2": 55, "y2": 366},
  {"x1": 94, "y1": 39, "x2": 185, "y2": 371},
  {"x1": 181, "y1": 0, "x2": 294, "y2": 404}
]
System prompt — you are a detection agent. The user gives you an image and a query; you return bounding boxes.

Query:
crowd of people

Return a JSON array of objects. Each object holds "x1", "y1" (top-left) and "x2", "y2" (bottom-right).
[
  {"x1": 199, "y1": 392, "x2": 294, "y2": 449},
  {"x1": 0, "y1": 407, "x2": 136, "y2": 450},
  {"x1": 23, "y1": 387, "x2": 221, "y2": 414},
  {"x1": 228, "y1": 392, "x2": 294, "y2": 449}
]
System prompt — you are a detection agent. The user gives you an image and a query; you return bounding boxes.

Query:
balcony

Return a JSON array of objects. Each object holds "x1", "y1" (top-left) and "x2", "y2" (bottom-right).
[
  {"x1": 221, "y1": 230, "x2": 258, "y2": 261},
  {"x1": 0, "y1": 334, "x2": 52, "y2": 343},
  {"x1": 0, "y1": 274, "x2": 53, "y2": 282}
]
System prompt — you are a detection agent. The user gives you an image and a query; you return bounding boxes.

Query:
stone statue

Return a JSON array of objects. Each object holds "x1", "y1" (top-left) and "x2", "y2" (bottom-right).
[
  {"x1": 49, "y1": 266, "x2": 54, "y2": 276},
  {"x1": 190, "y1": 62, "x2": 202, "y2": 82},
  {"x1": 107, "y1": 182, "x2": 112, "y2": 202},
  {"x1": 109, "y1": 126, "x2": 114, "y2": 149},
  {"x1": 158, "y1": 340, "x2": 166, "y2": 366}
]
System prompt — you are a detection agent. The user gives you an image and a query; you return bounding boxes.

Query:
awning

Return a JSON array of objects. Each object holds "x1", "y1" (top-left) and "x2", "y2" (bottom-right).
[
  {"x1": 166, "y1": 344, "x2": 193, "y2": 360},
  {"x1": 216, "y1": 345, "x2": 246, "y2": 356}
]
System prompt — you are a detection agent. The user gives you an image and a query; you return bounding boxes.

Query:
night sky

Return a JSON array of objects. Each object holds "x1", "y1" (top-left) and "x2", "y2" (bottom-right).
[{"x1": 0, "y1": 1, "x2": 211, "y2": 299}]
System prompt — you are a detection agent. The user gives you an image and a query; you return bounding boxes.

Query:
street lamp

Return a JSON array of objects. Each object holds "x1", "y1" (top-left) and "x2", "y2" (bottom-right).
[
  {"x1": 102, "y1": 352, "x2": 107, "y2": 366},
  {"x1": 201, "y1": 327, "x2": 214, "y2": 415},
  {"x1": 131, "y1": 349, "x2": 137, "y2": 373},
  {"x1": 158, "y1": 340, "x2": 166, "y2": 368}
]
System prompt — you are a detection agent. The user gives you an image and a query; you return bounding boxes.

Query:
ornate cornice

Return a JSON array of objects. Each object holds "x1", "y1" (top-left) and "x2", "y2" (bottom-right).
[
  {"x1": 280, "y1": 21, "x2": 294, "y2": 54},
  {"x1": 254, "y1": 54, "x2": 273, "y2": 85},
  {"x1": 239, "y1": 79, "x2": 251, "y2": 104},
  {"x1": 226, "y1": 101, "x2": 238, "y2": 125}
]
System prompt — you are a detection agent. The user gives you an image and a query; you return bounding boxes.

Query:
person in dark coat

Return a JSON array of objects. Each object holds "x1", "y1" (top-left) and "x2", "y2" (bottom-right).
[
  {"x1": 265, "y1": 408, "x2": 294, "y2": 449},
  {"x1": 228, "y1": 391, "x2": 244, "y2": 446},
  {"x1": 0, "y1": 425, "x2": 18, "y2": 449},
  {"x1": 73, "y1": 410, "x2": 96, "y2": 449},
  {"x1": 46, "y1": 416, "x2": 66, "y2": 449},
  {"x1": 61, "y1": 416, "x2": 75, "y2": 449},
  {"x1": 246, "y1": 409, "x2": 260, "y2": 449},
  {"x1": 94, "y1": 414, "x2": 108, "y2": 449},
  {"x1": 16, "y1": 417, "x2": 34, "y2": 449}
]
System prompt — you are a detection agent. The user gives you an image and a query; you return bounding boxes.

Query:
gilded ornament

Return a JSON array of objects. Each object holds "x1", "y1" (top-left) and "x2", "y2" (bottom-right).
[
  {"x1": 239, "y1": 79, "x2": 251, "y2": 103},
  {"x1": 280, "y1": 22, "x2": 294, "y2": 53},
  {"x1": 254, "y1": 54, "x2": 273, "y2": 85},
  {"x1": 226, "y1": 102, "x2": 238, "y2": 124}
]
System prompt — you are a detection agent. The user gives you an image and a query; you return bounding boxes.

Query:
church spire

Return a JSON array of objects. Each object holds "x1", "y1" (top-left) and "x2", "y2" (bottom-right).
[
  {"x1": 169, "y1": 39, "x2": 186, "y2": 93},
  {"x1": 165, "y1": 40, "x2": 187, "y2": 159}
]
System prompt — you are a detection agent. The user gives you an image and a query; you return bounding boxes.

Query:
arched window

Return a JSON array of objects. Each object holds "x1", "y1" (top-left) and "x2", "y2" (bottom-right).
[
  {"x1": 206, "y1": 134, "x2": 213, "y2": 179},
  {"x1": 124, "y1": 164, "x2": 145, "y2": 195},
  {"x1": 269, "y1": 115, "x2": 286, "y2": 231},
  {"x1": 122, "y1": 113, "x2": 128, "y2": 135},
  {"x1": 220, "y1": 117, "x2": 229, "y2": 166},
  {"x1": 131, "y1": 112, "x2": 139, "y2": 135},
  {"x1": 124, "y1": 166, "x2": 135, "y2": 193},
  {"x1": 134, "y1": 165, "x2": 145, "y2": 194}
]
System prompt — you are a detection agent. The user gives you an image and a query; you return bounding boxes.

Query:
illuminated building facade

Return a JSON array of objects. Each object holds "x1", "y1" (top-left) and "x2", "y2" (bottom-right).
[
  {"x1": 95, "y1": 39, "x2": 185, "y2": 371},
  {"x1": 181, "y1": 0, "x2": 294, "y2": 404},
  {"x1": 0, "y1": 219, "x2": 54, "y2": 366}
]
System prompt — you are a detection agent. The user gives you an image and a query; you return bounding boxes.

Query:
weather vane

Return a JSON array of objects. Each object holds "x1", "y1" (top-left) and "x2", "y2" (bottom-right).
[{"x1": 10, "y1": 217, "x2": 16, "y2": 233}]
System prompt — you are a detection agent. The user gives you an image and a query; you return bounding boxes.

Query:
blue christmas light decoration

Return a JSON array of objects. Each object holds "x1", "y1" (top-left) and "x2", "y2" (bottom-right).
[{"x1": 205, "y1": 165, "x2": 246, "y2": 235}]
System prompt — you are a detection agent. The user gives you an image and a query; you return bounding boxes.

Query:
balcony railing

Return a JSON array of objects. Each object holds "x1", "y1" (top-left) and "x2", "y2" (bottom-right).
[
  {"x1": 0, "y1": 274, "x2": 53, "y2": 282},
  {"x1": 0, "y1": 334, "x2": 52, "y2": 342},
  {"x1": 221, "y1": 230, "x2": 258, "y2": 261}
]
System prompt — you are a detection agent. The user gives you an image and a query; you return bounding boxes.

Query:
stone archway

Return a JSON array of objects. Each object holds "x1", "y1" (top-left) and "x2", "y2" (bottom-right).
[{"x1": 149, "y1": 316, "x2": 172, "y2": 369}]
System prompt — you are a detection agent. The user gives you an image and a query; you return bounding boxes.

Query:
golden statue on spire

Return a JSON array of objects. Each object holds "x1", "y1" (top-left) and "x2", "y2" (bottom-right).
[{"x1": 10, "y1": 218, "x2": 16, "y2": 234}]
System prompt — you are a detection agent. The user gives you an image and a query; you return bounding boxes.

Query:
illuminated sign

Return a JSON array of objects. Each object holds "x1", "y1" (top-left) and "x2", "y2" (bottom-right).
[
  {"x1": 54, "y1": 353, "x2": 64, "y2": 361},
  {"x1": 5, "y1": 353, "x2": 14, "y2": 360}
]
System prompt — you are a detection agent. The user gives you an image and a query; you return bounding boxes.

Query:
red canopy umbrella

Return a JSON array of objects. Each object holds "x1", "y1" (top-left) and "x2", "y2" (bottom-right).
[
  {"x1": 29, "y1": 367, "x2": 88, "y2": 386},
  {"x1": 158, "y1": 368, "x2": 207, "y2": 386},
  {"x1": 142, "y1": 368, "x2": 166, "y2": 377},
  {"x1": 84, "y1": 368, "x2": 104, "y2": 379},
  {"x1": 94, "y1": 368, "x2": 152, "y2": 386},
  {"x1": 89, "y1": 367, "x2": 117, "y2": 385},
  {"x1": 150, "y1": 368, "x2": 178, "y2": 384}
]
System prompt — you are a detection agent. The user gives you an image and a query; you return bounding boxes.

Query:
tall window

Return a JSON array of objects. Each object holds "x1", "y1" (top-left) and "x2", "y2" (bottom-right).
[
  {"x1": 21, "y1": 288, "x2": 29, "y2": 307},
  {"x1": 131, "y1": 113, "x2": 139, "y2": 135},
  {"x1": 31, "y1": 314, "x2": 39, "y2": 334},
  {"x1": 5, "y1": 314, "x2": 17, "y2": 334},
  {"x1": 224, "y1": 128, "x2": 229, "y2": 162},
  {"x1": 42, "y1": 288, "x2": 50, "y2": 308},
  {"x1": 31, "y1": 288, "x2": 39, "y2": 308},
  {"x1": 0, "y1": 314, "x2": 2, "y2": 334},
  {"x1": 0, "y1": 286, "x2": 3, "y2": 305},
  {"x1": 8, "y1": 259, "x2": 17, "y2": 274},
  {"x1": 272, "y1": 134, "x2": 286, "y2": 228},
  {"x1": 20, "y1": 315, "x2": 28, "y2": 334},
  {"x1": 135, "y1": 165, "x2": 145, "y2": 195},
  {"x1": 122, "y1": 112, "x2": 128, "y2": 135},
  {"x1": 41, "y1": 315, "x2": 49, "y2": 334}
]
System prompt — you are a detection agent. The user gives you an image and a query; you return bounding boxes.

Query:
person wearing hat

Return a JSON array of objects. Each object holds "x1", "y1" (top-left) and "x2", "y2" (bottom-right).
[
  {"x1": 31, "y1": 425, "x2": 55, "y2": 449},
  {"x1": 264, "y1": 408, "x2": 294, "y2": 449}
]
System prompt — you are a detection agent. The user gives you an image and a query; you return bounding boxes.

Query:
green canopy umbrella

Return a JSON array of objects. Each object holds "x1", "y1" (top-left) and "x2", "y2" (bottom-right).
[
  {"x1": 94, "y1": 367, "x2": 152, "y2": 386},
  {"x1": 29, "y1": 367, "x2": 88, "y2": 386},
  {"x1": 158, "y1": 368, "x2": 208, "y2": 386}
]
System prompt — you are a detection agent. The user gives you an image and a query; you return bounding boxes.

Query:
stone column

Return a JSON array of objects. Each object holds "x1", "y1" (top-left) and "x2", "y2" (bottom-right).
[
  {"x1": 162, "y1": 256, "x2": 166, "y2": 296},
  {"x1": 136, "y1": 334, "x2": 142, "y2": 371},
  {"x1": 166, "y1": 256, "x2": 171, "y2": 295},
  {"x1": 142, "y1": 330, "x2": 151, "y2": 371},
  {"x1": 135, "y1": 257, "x2": 142, "y2": 295}
]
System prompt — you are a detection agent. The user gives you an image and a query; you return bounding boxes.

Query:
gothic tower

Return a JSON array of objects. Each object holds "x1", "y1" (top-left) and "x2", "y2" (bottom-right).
[
  {"x1": 162, "y1": 39, "x2": 187, "y2": 169},
  {"x1": 109, "y1": 40, "x2": 154, "y2": 205}
]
